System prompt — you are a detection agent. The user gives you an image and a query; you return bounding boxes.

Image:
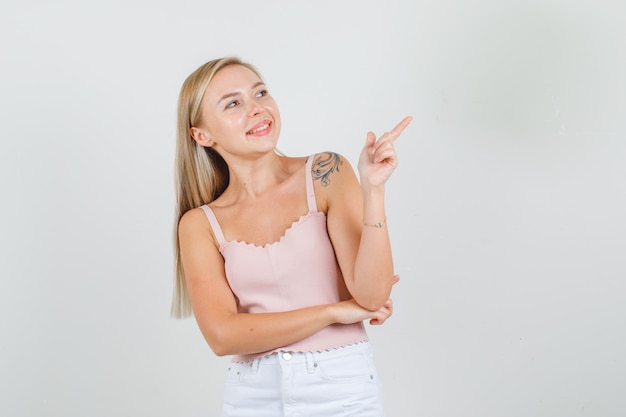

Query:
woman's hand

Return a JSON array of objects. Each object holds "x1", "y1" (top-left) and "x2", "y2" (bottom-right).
[
  {"x1": 357, "y1": 116, "x2": 412, "y2": 188},
  {"x1": 367, "y1": 298, "x2": 393, "y2": 326},
  {"x1": 332, "y1": 299, "x2": 394, "y2": 326}
]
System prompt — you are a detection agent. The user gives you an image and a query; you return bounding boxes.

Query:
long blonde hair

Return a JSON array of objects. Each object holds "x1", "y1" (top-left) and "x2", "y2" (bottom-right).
[{"x1": 171, "y1": 57, "x2": 263, "y2": 318}]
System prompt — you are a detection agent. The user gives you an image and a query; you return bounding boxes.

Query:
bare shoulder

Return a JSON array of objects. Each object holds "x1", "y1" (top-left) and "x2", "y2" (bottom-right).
[
  {"x1": 310, "y1": 152, "x2": 359, "y2": 212},
  {"x1": 178, "y1": 206, "x2": 215, "y2": 246},
  {"x1": 178, "y1": 206, "x2": 208, "y2": 232},
  {"x1": 310, "y1": 151, "x2": 356, "y2": 187}
]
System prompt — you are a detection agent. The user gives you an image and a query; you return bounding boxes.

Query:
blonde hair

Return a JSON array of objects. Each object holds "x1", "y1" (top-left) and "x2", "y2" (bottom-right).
[{"x1": 171, "y1": 57, "x2": 263, "y2": 318}]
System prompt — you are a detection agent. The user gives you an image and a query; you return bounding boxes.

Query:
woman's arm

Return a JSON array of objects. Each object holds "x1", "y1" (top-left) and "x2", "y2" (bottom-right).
[
  {"x1": 323, "y1": 116, "x2": 412, "y2": 311},
  {"x1": 178, "y1": 208, "x2": 393, "y2": 356}
]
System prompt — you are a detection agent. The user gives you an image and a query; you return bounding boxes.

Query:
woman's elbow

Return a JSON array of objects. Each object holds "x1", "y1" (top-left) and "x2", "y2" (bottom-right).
[
  {"x1": 355, "y1": 293, "x2": 390, "y2": 312},
  {"x1": 210, "y1": 344, "x2": 230, "y2": 357},
  {"x1": 207, "y1": 336, "x2": 240, "y2": 357},
  {"x1": 201, "y1": 328, "x2": 234, "y2": 357}
]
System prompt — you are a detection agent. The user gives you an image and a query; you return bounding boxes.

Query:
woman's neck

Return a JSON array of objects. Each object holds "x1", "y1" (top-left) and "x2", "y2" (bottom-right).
[{"x1": 222, "y1": 152, "x2": 290, "y2": 200}]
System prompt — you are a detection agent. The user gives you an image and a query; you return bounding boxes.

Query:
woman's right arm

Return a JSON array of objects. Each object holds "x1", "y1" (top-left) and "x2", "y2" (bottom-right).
[{"x1": 178, "y1": 208, "x2": 392, "y2": 357}]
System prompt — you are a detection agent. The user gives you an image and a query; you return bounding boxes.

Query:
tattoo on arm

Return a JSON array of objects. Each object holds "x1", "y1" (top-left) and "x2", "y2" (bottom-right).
[{"x1": 311, "y1": 152, "x2": 343, "y2": 186}]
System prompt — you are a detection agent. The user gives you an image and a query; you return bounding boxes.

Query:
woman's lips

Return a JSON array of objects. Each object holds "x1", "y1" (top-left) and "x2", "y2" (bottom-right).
[{"x1": 246, "y1": 121, "x2": 272, "y2": 136}]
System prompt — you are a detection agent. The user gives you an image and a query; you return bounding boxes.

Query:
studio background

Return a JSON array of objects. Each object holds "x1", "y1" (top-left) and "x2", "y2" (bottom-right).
[{"x1": 1, "y1": 1, "x2": 624, "y2": 416}]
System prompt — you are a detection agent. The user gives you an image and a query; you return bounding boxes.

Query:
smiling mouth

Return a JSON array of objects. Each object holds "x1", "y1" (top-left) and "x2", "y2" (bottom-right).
[{"x1": 247, "y1": 122, "x2": 271, "y2": 135}]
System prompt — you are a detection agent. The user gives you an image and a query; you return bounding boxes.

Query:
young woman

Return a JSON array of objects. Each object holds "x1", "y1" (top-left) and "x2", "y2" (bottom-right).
[{"x1": 172, "y1": 56, "x2": 411, "y2": 416}]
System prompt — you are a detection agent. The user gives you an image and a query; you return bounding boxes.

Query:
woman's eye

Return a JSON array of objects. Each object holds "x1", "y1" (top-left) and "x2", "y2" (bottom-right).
[
  {"x1": 256, "y1": 89, "x2": 268, "y2": 98},
  {"x1": 226, "y1": 100, "x2": 239, "y2": 109}
]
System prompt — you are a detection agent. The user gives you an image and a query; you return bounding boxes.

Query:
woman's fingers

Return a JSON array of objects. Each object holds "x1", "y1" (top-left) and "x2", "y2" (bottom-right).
[
  {"x1": 372, "y1": 141, "x2": 397, "y2": 164},
  {"x1": 372, "y1": 116, "x2": 412, "y2": 149},
  {"x1": 387, "y1": 116, "x2": 413, "y2": 143},
  {"x1": 369, "y1": 299, "x2": 394, "y2": 325},
  {"x1": 366, "y1": 116, "x2": 412, "y2": 153},
  {"x1": 366, "y1": 116, "x2": 412, "y2": 165}
]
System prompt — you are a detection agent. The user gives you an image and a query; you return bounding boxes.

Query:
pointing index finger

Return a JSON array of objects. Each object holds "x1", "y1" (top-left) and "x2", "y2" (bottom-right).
[{"x1": 387, "y1": 116, "x2": 413, "y2": 143}]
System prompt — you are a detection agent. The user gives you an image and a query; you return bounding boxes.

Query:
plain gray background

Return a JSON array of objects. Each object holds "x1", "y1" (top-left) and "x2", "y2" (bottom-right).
[{"x1": 1, "y1": 0, "x2": 625, "y2": 416}]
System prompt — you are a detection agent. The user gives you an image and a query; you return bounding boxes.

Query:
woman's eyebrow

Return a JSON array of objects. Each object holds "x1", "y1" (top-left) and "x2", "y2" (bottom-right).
[{"x1": 217, "y1": 81, "x2": 265, "y2": 105}]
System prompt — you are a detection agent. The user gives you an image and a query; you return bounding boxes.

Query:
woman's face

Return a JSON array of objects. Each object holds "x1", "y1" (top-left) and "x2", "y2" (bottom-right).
[{"x1": 194, "y1": 64, "x2": 281, "y2": 158}]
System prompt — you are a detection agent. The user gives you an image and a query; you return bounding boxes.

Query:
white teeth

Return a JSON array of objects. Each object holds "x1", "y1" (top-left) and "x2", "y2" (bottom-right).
[{"x1": 248, "y1": 123, "x2": 269, "y2": 134}]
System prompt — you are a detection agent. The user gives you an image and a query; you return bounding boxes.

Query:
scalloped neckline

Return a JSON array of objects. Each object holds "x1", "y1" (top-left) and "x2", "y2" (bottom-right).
[{"x1": 220, "y1": 211, "x2": 325, "y2": 249}]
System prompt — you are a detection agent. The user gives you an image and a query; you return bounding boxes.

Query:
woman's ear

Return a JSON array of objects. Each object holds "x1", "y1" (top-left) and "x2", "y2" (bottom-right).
[{"x1": 190, "y1": 127, "x2": 216, "y2": 147}]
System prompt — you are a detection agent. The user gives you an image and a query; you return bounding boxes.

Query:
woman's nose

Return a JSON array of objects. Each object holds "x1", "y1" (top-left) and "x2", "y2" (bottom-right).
[{"x1": 247, "y1": 98, "x2": 262, "y2": 116}]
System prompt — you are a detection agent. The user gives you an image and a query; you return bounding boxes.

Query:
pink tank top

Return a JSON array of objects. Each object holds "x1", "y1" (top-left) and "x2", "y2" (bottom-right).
[{"x1": 201, "y1": 156, "x2": 368, "y2": 362}]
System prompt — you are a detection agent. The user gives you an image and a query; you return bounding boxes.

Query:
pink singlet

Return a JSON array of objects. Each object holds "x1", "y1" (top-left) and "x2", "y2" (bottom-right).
[{"x1": 200, "y1": 155, "x2": 368, "y2": 363}]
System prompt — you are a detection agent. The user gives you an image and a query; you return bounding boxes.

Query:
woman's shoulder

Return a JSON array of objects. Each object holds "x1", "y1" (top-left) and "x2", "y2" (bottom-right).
[
  {"x1": 307, "y1": 151, "x2": 359, "y2": 214},
  {"x1": 178, "y1": 206, "x2": 209, "y2": 231},
  {"x1": 309, "y1": 151, "x2": 355, "y2": 186},
  {"x1": 178, "y1": 205, "x2": 223, "y2": 249}
]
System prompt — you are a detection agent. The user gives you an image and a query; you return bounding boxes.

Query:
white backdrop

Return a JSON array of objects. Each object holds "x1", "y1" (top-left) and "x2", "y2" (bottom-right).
[{"x1": 1, "y1": 1, "x2": 625, "y2": 416}]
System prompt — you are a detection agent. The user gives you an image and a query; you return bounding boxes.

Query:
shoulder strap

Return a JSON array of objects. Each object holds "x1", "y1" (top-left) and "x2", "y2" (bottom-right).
[
  {"x1": 305, "y1": 155, "x2": 319, "y2": 213},
  {"x1": 200, "y1": 205, "x2": 226, "y2": 244}
]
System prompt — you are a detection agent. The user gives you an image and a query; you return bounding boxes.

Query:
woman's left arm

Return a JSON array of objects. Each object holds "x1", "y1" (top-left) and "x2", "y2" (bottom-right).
[{"x1": 323, "y1": 116, "x2": 412, "y2": 311}]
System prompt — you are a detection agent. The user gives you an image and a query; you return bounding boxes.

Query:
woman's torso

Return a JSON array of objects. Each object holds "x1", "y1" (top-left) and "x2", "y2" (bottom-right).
[{"x1": 202, "y1": 155, "x2": 368, "y2": 362}]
